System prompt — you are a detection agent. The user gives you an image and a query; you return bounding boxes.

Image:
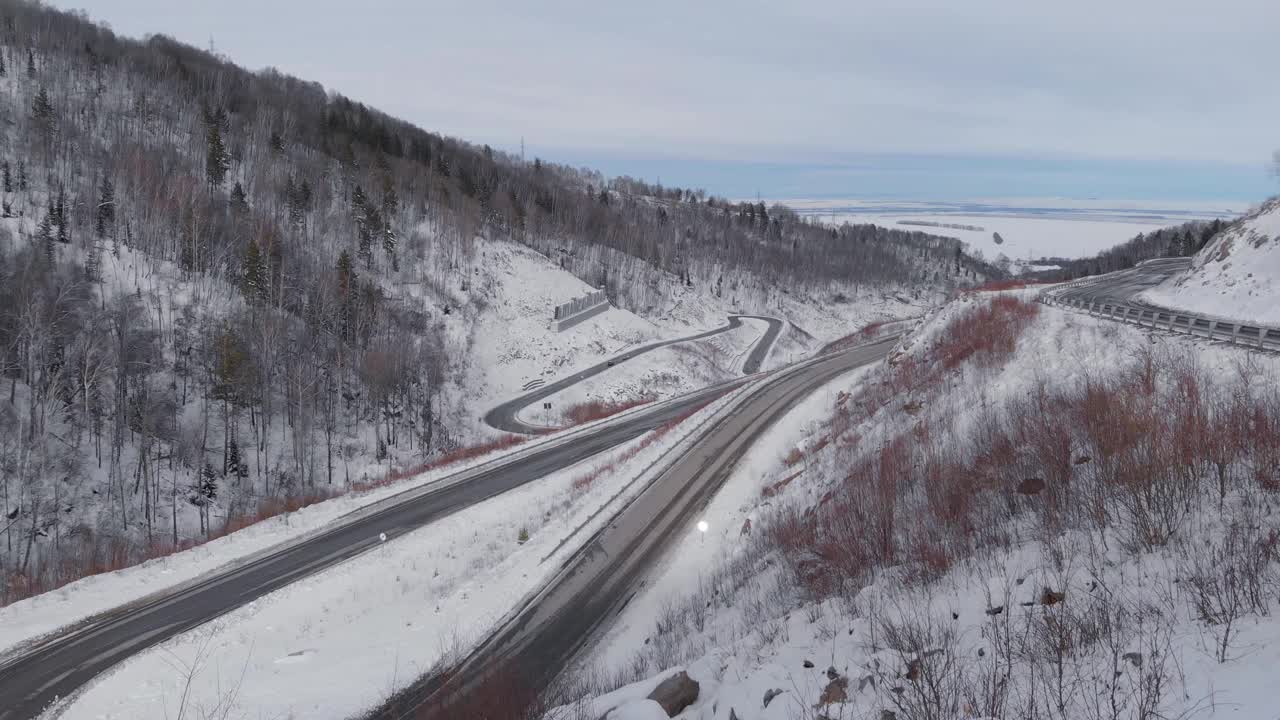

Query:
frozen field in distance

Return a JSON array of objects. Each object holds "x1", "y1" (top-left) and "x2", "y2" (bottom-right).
[{"x1": 784, "y1": 197, "x2": 1243, "y2": 262}]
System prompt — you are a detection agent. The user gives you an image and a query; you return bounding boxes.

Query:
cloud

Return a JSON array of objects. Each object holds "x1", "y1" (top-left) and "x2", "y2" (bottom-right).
[{"x1": 63, "y1": 0, "x2": 1279, "y2": 197}]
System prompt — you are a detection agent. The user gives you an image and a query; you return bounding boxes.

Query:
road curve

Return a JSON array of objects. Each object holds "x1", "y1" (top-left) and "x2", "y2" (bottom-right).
[
  {"x1": 739, "y1": 314, "x2": 784, "y2": 374},
  {"x1": 1043, "y1": 258, "x2": 1280, "y2": 352},
  {"x1": 1050, "y1": 257, "x2": 1191, "y2": 308},
  {"x1": 0, "y1": 383, "x2": 745, "y2": 720},
  {"x1": 373, "y1": 336, "x2": 899, "y2": 719},
  {"x1": 485, "y1": 315, "x2": 784, "y2": 434}
]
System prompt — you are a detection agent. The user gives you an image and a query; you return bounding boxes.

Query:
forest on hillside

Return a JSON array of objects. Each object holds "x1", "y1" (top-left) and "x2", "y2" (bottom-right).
[
  {"x1": 0, "y1": 0, "x2": 993, "y2": 601},
  {"x1": 1026, "y1": 218, "x2": 1226, "y2": 281}
]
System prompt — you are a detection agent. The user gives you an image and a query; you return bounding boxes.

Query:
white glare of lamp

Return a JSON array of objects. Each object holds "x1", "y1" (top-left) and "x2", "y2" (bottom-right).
[{"x1": 696, "y1": 520, "x2": 709, "y2": 533}]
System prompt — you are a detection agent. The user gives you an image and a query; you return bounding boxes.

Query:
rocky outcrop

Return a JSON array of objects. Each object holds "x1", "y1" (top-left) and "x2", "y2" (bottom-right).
[{"x1": 647, "y1": 670, "x2": 700, "y2": 717}]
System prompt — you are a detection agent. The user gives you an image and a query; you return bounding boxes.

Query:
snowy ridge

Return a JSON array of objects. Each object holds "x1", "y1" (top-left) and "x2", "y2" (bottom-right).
[{"x1": 1141, "y1": 196, "x2": 1280, "y2": 324}]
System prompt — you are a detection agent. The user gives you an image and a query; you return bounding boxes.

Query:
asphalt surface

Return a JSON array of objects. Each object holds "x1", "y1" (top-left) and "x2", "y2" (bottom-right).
[
  {"x1": 0, "y1": 381, "x2": 745, "y2": 720},
  {"x1": 0, "y1": 314, "x2": 783, "y2": 719},
  {"x1": 1046, "y1": 257, "x2": 1280, "y2": 351},
  {"x1": 1050, "y1": 257, "x2": 1191, "y2": 308},
  {"x1": 485, "y1": 315, "x2": 783, "y2": 434},
  {"x1": 373, "y1": 336, "x2": 899, "y2": 719}
]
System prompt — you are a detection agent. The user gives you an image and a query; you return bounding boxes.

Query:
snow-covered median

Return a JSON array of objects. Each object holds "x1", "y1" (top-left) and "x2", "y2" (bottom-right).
[
  {"x1": 530, "y1": 318, "x2": 770, "y2": 429},
  {"x1": 47, "y1": 383, "x2": 757, "y2": 720},
  {"x1": 584, "y1": 360, "x2": 879, "y2": 674}
]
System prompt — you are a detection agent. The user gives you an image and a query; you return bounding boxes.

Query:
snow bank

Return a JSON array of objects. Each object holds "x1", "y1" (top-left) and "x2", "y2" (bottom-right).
[{"x1": 1141, "y1": 197, "x2": 1280, "y2": 324}]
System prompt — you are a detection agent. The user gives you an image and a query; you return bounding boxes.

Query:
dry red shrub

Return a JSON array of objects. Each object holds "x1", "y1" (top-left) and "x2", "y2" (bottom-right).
[
  {"x1": 934, "y1": 296, "x2": 1039, "y2": 372},
  {"x1": 563, "y1": 397, "x2": 653, "y2": 426},
  {"x1": 769, "y1": 326, "x2": 1280, "y2": 601}
]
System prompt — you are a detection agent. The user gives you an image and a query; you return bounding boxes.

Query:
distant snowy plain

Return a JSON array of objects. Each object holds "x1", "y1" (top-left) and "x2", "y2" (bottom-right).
[{"x1": 786, "y1": 197, "x2": 1242, "y2": 263}]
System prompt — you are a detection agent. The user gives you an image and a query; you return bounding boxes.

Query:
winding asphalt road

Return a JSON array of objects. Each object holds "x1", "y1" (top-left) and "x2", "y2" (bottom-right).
[
  {"x1": 0, "y1": 316, "x2": 783, "y2": 720},
  {"x1": 373, "y1": 336, "x2": 900, "y2": 719},
  {"x1": 1044, "y1": 257, "x2": 1280, "y2": 351},
  {"x1": 0, "y1": 384, "x2": 745, "y2": 720},
  {"x1": 485, "y1": 315, "x2": 783, "y2": 434},
  {"x1": 1050, "y1": 257, "x2": 1191, "y2": 307}
]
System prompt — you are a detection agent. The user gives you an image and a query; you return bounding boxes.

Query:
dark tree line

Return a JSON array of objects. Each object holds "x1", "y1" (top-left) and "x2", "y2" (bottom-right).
[{"x1": 1026, "y1": 219, "x2": 1228, "y2": 282}]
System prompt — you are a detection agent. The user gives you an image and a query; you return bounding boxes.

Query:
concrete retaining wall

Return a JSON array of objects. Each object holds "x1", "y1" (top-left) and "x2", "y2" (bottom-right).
[{"x1": 552, "y1": 299, "x2": 610, "y2": 332}]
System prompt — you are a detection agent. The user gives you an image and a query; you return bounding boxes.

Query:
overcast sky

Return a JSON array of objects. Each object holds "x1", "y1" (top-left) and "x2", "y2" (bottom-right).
[{"x1": 55, "y1": 0, "x2": 1280, "y2": 201}]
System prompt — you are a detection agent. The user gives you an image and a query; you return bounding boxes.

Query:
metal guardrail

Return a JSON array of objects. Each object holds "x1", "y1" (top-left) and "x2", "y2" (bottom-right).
[
  {"x1": 553, "y1": 290, "x2": 607, "y2": 321},
  {"x1": 1039, "y1": 292, "x2": 1280, "y2": 353}
]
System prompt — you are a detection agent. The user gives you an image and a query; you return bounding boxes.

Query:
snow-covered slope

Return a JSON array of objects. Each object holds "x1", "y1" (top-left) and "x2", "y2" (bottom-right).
[
  {"x1": 443, "y1": 239, "x2": 659, "y2": 427},
  {"x1": 561, "y1": 293, "x2": 1280, "y2": 720},
  {"x1": 1141, "y1": 196, "x2": 1280, "y2": 323}
]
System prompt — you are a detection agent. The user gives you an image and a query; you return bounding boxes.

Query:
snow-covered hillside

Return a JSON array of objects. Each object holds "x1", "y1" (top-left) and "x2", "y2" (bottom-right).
[
  {"x1": 1141, "y1": 197, "x2": 1280, "y2": 324},
  {"x1": 2, "y1": 0, "x2": 994, "y2": 613},
  {"x1": 560, "y1": 292, "x2": 1280, "y2": 720}
]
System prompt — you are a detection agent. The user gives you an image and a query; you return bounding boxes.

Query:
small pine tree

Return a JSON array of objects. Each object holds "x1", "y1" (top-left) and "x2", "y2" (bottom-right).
[
  {"x1": 353, "y1": 185, "x2": 376, "y2": 266},
  {"x1": 25, "y1": 49, "x2": 35, "y2": 78},
  {"x1": 336, "y1": 250, "x2": 356, "y2": 340},
  {"x1": 268, "y1": 238, "x2": 283, "y2": 295},
  {"x1": 37, "y1": 207, "x2": 54, "y2": 244},
  {"x1": 298, "y1": 179, "x2": 312, "y2": 218},
  {"x1": 381, "y1": 175, "x2": 397, "y2": 257},
  {"x1": 199, "y1": 463, "x2": 218, "y2": 501},
  {"x1": 1, "y1": 161, "x2": 9, "y2": 193},
  {"x1": 285, "y1": 176, "x2": 311, "y2": 227},
  {"x1": 96, "y1": 175, "x2": 115, "y2": 238},
  {"x1": 32, "y1": 86, "x2": 55, "y2": 143},
  {"x1": 211, "y1": 328, "x2": 248, "y2": 404},
  {"x1": 17, "y1": 161, "x2": 27, "y2": 191},
  {"x1": 205, "y1": 115, "x2": 229, "y2": 189},
  {"x1": 517, "y1": 527, "x2": 529, "y2": 544},
  {"x1": 226, "y1": 436, "x2": 243, "y2": 480},
  {"x1": 359, "y1": 207, "x2": 380, "y2": 267},
  {"x1": 84, "y1": 243, "x2": 101, "y2": 282},
  {"x1": 226, "y1": 435, "x2": 248, "y2": 479},
  {"x1": 336, "y1": 250, "x2": 355, "y2": 295},
  {"x1": 191, "y1": 463, "x2": 219, "y2": 534},
  {"x1": 54, "y1": 186, "x2": 68, "y2": 243},
  {"x1": 230, "y1": 181, "x2": 248, "y2": 216},
  {"x1": 0, "y1": 51, "x2": 6, "y2": 77},
  {"x1": 241, "y1": 239, "x2": 264, "y2": 302}
]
